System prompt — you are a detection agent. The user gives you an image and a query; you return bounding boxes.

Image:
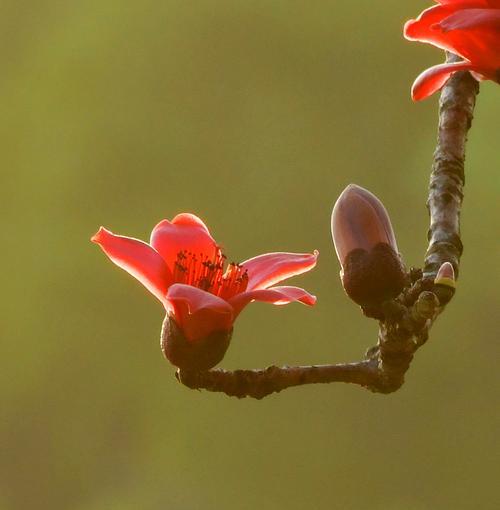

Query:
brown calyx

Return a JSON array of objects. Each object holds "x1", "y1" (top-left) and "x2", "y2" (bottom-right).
[
  {"x1": 160, "y1": 314, "x2": 233, "y2": 372},
  {"x1": 341, "y1": 243, "x2": 408, "y2": 315}
]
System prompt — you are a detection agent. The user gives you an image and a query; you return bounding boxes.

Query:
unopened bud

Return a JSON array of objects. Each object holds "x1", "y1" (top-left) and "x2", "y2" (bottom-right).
[
  {"x1": 331, "y1": 184, "x2": 407, "y2": 310},
  {"x1": 160, "y1": 314, "x2": 232, "y2": 371},
  {"x1": 433, "y1": 261, "x2": 456, "y2": 305},
  {"x1": 434, "y1": 262, "x2": 455, "y2": 288}
]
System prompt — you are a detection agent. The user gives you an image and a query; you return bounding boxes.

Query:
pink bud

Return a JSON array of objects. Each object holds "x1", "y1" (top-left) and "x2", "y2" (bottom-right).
[
  {"x1": 434, "y1": 262, "x2": 455, "y2": 288},
  {"x1": 332, "y1": 184, "x2": 399, "y2": 267},
  {"x1": 433, "y1": 261, "x2": 456, "y2": 306},
  {"x1": 331, "y1": 184, "x2": 406, "y2": 310}
]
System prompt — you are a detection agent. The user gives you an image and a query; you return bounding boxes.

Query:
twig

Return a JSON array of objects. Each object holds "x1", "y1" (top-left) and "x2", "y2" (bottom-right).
[
  {"x1": 175, "y1": 54, "x2": 479, "y2": 399},
  {"x1": 423, "y1": 53, "x2": 478, "y2": 278},
  {"x1": 177, "y1": 360, "x2": 379, "y2": 400}
]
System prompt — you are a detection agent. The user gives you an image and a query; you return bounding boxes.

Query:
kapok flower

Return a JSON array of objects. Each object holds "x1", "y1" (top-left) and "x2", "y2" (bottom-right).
[
  {"x1": 404, "y1": 0, "x2": 500, "y2": 100},
  {"x1": 92, "y1": 213, "x2": 318, "y2": 370},
  {"x1": 331, "y1": 185, "x2": 407, "y2": 315}
]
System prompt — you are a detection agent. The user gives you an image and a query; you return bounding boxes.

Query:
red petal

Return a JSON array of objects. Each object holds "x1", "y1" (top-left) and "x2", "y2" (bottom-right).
[
  {"x1": 404, "y1": 5, "x2": 500, "y2": 66},
  {"x1": 441, "y1": 8, "x2": 500, "y2": 31},
  {"x1": 241, "y1": 251, "x2": 318, "y2": 291},
  {"x1": 436, "y1": 1, "x2": 500, "y2": 6},
  {"x1": 91, "y1": 227, "x2": 172, "y2": 303},
  {"x1": 228, "y1": 286, "x2": 317, "y2": 319},
  {"x1": 404, "y1": 5, "x2": 475, "y2": 59},
  {"x1": 438, "y1": 9, "x2": 500, "y2": 67},
  {"x1": 150, "y1": 213, "x2": 220, "y2": 272},
  {"x1": 166, "y1": 284, "x2": 234, "y2": 341},
  {"x1": 435, "y1": 0, "x2": 500, "y2": 5},
  {"x1": 411, "y1": 61, "x2": 477, "y2": 100},
  {"x1": 405, "y1": 5, "x2": 462, "y2": 46}
]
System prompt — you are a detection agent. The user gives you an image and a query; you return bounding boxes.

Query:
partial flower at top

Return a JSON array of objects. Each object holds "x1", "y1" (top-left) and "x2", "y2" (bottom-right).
[
  {"x1": 92, "y1": 214, "x2": 318, "y2": 369},
  {"x1": 404, "y1": 0, "x2": 500, "y2": 100}
]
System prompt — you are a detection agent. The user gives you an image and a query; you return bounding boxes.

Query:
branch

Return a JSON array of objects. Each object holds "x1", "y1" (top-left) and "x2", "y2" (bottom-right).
[
  {"x1": 175, "y1": 54, "x2": 479, "y2": 399},
  {"x1": 423, "y1": 53, "x2": 478, "y2": 278},
  {"x1": 177, "y1": 360, "x2": 379, "y2": 400}
]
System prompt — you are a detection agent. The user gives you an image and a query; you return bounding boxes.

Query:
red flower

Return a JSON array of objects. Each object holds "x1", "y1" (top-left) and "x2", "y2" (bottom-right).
[
  {"x1": 92, "y1": 214, "x2": 317, "y2": 369},
  {"x1": 404, "y1": 0, "x2": 500, "y2": 100}
]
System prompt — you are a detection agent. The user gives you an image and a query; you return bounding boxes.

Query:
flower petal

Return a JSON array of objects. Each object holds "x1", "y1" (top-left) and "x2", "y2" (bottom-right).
[
  {"x1": 436, "y1": 0, "x2": 500, "y2": 7},
  {"x1": 228, "y1": 286, "x2": 317, "y2": 319},
  {"x1": 405, "y1": 5, "x2": 462, "y2": 45},
  {"x1": 411, "y1": 61, "x2": 477, "y2": 100},
  {"x1": 166, "y1": 283, "x2": 234, "y2": 341},
  {"x1": 438, "y1": 9, "x2": 500, "y2": 67},
  {"x1": 240, "y1": 251, "x2": 318, "y2": 291},
  {"x1": 440, "y1": 8, "x2": 500, "y2": 31},
  {"x1": 404, "y1": 5, "x2": 477, "y2": 60},
  {"x1": 150, "y1": 213, "x2": 220, "y2": 272},
  {"x1": 91, "y1": 227, "x2": 172, "y2": 303},
  {"x1": 404, "y1": 5, "x2": 500, "y2": 66}
]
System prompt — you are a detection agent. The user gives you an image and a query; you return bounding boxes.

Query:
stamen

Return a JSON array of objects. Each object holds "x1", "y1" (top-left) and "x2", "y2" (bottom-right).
[{"x1": 173, "y1": 248, "x2": 248, "y2": 299}]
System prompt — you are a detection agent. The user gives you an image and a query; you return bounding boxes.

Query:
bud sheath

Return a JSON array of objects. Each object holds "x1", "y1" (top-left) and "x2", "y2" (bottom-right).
[{"x1": 331, "y1": 184, "x2": 407, "y2": 310}]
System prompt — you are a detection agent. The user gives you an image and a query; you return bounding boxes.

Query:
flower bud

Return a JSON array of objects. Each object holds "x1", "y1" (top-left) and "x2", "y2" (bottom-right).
[
  {"x1": 434, "y1": 262, "x2": 455, "y2": 288},
  {"x1": 433, "y1": 261, "x2": 456, "y2": 305},
  {"x1": 331, "y1": 184, "x2": 407, "y2": 311},
  {"x1": 160, "y1": 314, "x2": 232, "y2": 371}
]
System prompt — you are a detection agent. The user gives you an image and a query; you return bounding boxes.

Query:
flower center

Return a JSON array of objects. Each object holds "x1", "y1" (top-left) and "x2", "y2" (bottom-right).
[{"x1": 173, "y1": 249, "x2": 249, "y2": 300}]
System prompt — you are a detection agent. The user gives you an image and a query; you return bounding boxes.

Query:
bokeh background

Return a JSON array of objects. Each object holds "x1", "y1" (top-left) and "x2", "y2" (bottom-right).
[{"x1": 1, "y1": 1, "x2": 499, "y2": 509}]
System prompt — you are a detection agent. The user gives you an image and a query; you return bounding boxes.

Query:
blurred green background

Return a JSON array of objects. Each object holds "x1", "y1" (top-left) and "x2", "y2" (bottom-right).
[{"x1": 1, "y1": 1, "x2": 499, "y2": 509}]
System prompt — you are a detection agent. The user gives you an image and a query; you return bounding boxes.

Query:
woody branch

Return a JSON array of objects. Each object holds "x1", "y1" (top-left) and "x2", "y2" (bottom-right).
[{"x1": 176, "y1": 53, "x2": 479, "y2": 399}]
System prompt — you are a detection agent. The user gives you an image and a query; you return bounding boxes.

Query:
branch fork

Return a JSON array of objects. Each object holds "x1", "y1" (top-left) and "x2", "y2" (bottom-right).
[{"x1": 175, "y1": 55, "x2": 479, "y2": 399}]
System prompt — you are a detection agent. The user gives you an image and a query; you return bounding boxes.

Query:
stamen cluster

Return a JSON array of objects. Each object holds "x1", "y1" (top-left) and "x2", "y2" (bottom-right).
[{"x1": 173, "y1": 249, "x2": 249, "y2": 300}]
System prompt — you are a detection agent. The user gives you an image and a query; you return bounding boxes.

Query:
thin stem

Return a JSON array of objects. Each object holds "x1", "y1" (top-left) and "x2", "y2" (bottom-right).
[
  {"x1": 423, "y1": 53, "x2": 478, "y2": 278},
  {"x1": 177, "y1": 360, "x2": 379, "y2": 400}
]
